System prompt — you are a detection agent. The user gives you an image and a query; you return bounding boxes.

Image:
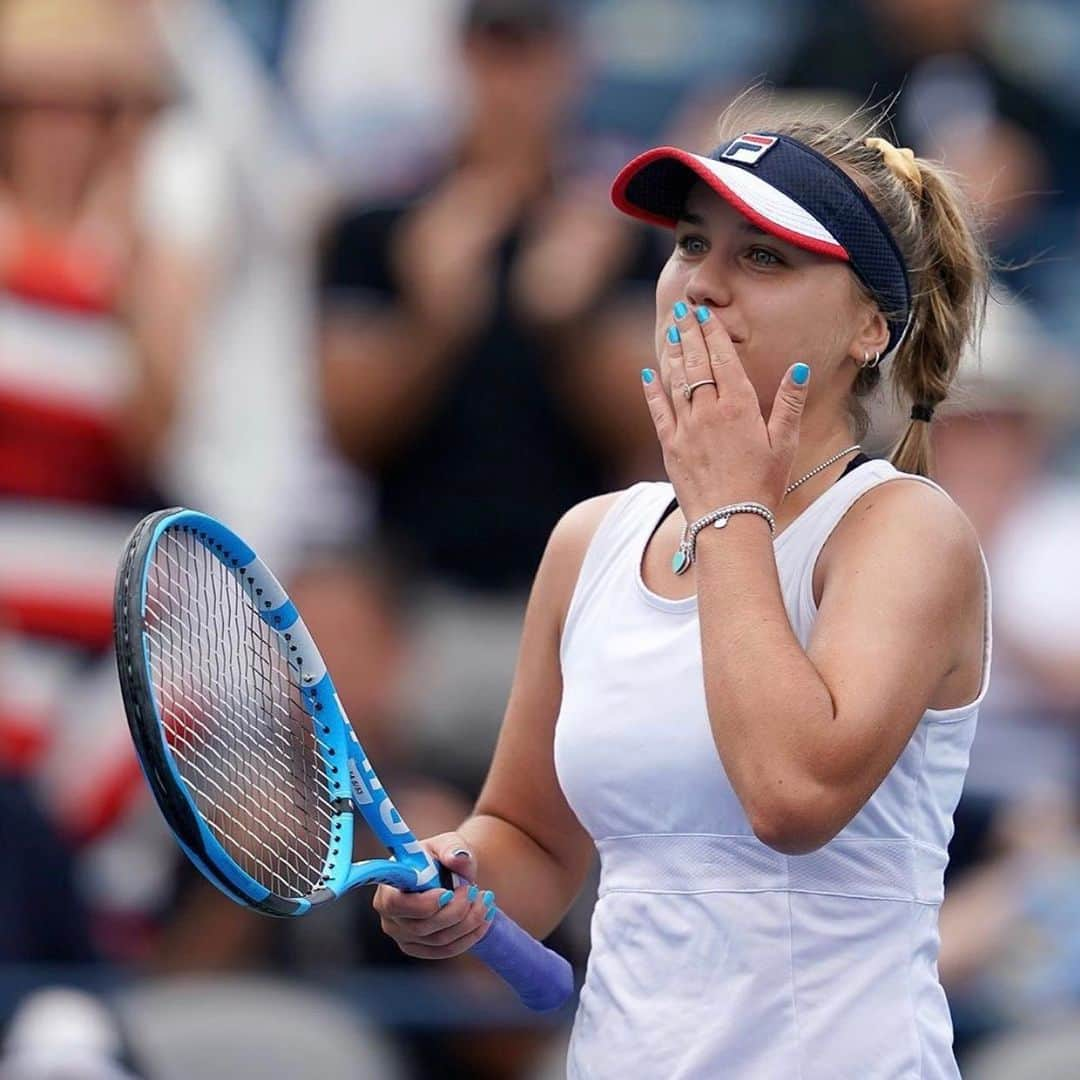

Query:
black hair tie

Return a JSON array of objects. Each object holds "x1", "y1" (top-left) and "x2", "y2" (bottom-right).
[{"x1": 910, "y1": 402, "x2": 935, "y2": 423}]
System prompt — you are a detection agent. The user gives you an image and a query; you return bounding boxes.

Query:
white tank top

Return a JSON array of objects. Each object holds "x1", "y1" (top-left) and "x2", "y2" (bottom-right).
[{"x1": 554, "y1": 460, "x2": 992, "y2": 1079}]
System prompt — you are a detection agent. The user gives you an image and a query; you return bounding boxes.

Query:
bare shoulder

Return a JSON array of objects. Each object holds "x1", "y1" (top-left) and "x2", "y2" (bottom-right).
[
  {"x1": 547, "y1": 492, "x2": 624, "y2": 562},
  {"x1": 538, "y1": 492, "x2": 624, "y2": 622},
  {"x1": 818, "y1": 476, "x2": 984, "y2": 613},
  {"x1": 812, "y1": 476, "x2": 986, "y2": 707},
  {"x1": 838, "y1": 475, "x2": 979, "y2": 553}
]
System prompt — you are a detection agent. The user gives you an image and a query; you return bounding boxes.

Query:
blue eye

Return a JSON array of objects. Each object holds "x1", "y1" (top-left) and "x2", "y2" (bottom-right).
[
  {"x1": 747, "y1": 246, "x2": 782, "y2": 267},
  {"x1": 676, "y1": 234, "x2": 708, "y2": 256}
]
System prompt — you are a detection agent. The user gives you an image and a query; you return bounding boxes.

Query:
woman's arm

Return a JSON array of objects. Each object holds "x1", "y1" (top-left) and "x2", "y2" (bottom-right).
[
  {"x1": 454, "y1": 488, "x2": 605, "y2": 935},
  {"x1": 319, "y1": 310, "x2": 472, "y2": 467},
  {"x1": 373, "y1": 494, "x2": 615, "y2": 955},
  {"x1": 694, "y1": 478, "x2": 986, "y2": 854}
]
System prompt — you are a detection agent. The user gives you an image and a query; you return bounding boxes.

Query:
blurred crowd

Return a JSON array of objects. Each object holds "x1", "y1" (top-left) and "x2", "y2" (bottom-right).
[{"x1": 0, "y1": 0, "x2": 1078, "y2": 1077}]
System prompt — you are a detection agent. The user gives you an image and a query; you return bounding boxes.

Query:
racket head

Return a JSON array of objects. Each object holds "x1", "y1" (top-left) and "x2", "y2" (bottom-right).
[{"x1": 114, "y1": 508, "x2": 425, "y2": 916}]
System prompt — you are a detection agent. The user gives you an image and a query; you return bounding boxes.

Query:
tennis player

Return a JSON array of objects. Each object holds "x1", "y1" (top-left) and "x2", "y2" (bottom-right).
[{"x1": 374, "y1": 112, "x2": 992, "y2": 1078}]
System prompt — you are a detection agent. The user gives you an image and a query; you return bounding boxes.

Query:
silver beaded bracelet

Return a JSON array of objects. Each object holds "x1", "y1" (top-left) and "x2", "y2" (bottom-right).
[{"x1": 671, "y1": 501, "x2": 776, "y2": 575}]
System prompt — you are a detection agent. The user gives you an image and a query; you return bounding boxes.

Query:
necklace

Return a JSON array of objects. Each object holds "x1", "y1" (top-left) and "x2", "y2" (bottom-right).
[
  {"x1": 667, "y1": 444, "x2": 863, "y2": 576},
  {"x1": 785, "y1": 444, "x2": 862, "y2": 495}
]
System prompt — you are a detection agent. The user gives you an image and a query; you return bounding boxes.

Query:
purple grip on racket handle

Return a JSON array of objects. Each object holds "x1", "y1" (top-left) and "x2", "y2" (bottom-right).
[{"x1": 468, "y1": 908, "x2": 574, "y2": 1012}]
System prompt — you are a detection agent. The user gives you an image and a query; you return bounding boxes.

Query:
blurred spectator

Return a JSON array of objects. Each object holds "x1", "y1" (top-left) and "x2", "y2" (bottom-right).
[
  {"x1": 934, "y1": 294, "x2": 1080, "y2": 811},
  {"x1": 939, "y1": 797, "x2": 1080, "y2": 1068},
  {"x1": 286, "y1": 0, "x2": 466, "y2": 189},
  {"x1": 146, "y1": 0, "x2": 367, "y2": 572},
  {"x1": 580, "y1": 0, "x2": 812, "y2": 144},
  {"x1": 778, "y1": 0, "x2": 1078, "y2": 238},
  {"x1": 115, "y1": 975, "x2": 404, "y2": 1080},
  {"x1": 0, "y1": 988, "x2": 141, "y2": 1079},
  {"x1": 930, "y1": 292, "x2": 1080, "y2": 1064},
  {"x1": 217, "y1": 0, "x2": 302, "y2": 73},
  {"x1": 0, "y1": 776, "x2": 93, "y2": 965},
  {"x1": 317, "y1": 0, "x2": 664, "y2": 786},
  {"x1": 0, "y1": 0, "x2": 281, "y2": 969},
  {"x1": 963, "y1": 1010, "x2": 1080, "y2": 1080},
  {"x1": 0, "y1": 0, "x2": 183, "y2": 900},
  {"x1": 0, "y1": 0, "x2": 179, "y2": 477}
]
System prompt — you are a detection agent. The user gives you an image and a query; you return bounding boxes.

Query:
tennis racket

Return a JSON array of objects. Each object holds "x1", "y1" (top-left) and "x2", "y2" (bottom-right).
[{"x1": 113, "y1": 507, "x2": 573, "y2": 1012}]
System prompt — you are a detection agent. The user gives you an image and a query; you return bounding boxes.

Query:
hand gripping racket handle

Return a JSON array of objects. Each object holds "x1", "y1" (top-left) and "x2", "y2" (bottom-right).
[{"x1": 469, "y1": 909, "x2": 574, "y2": 1011}]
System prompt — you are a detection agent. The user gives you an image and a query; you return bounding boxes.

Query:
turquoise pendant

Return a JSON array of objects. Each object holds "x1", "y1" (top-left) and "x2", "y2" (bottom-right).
[{"x1": 671, "y1": 548, "x2": 691, "y2": 575}]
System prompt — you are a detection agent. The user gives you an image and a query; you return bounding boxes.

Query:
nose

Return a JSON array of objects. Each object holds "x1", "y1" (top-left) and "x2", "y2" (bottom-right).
[{"x1": 684, "y1": 256, "x2": 734, "y2": 314}]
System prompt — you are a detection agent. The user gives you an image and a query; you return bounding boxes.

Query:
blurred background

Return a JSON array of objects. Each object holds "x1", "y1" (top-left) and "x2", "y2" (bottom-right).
[{"x1": 0, "y1": 0, "x2": 1077, "y2": 1077}]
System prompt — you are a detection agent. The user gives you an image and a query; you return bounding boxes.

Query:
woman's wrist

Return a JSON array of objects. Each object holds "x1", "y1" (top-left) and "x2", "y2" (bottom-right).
[{"x1": 672, "y1": 501, "x2": 776, "y2": 574}]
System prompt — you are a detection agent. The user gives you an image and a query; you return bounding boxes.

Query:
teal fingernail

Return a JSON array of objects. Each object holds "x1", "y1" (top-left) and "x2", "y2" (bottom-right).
[
  {"x1": 792, "y1": 363, "x2": 810, "y2": 386},
  {"x1": 485, "y1": 906, "x2": 497, "y2": 921},
  {"x1": 483, "y1": 890, "x2": 495, "y2": 907},
  {"x1": 467, "y1": 884, "x2": 479, "y2": 902},
  {"x1": 695, "y1": 305, "x2": 710, "y2": 323},
  {"x1": 667, "y1": 325, "x2": 680, "y2": 345},
  {"x1": 438, "y1": 890, "x2": 454, "y2": 908},
  {"x1": 673, "y1": 300, "x2": 688, "y2": 319},
  {"x1": 641, "y1": 368, "x2": 655, "y2": 384}
]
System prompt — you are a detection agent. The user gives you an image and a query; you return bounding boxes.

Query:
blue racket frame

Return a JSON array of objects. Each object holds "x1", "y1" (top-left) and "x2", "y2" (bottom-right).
[{"x1": 115, "y1": 508, "x2": 574, "y2": 1011}]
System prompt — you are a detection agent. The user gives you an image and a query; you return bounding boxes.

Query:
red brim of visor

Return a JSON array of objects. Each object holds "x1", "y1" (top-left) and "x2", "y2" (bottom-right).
[{"x1": 611, "y1": 146, "x2": 850, "y2": 262}]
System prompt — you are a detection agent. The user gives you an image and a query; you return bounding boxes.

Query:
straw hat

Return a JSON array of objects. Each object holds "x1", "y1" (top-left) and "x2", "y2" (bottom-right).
[{"x1": 0, "y1": 0, "x2": 167, "y2": 103}]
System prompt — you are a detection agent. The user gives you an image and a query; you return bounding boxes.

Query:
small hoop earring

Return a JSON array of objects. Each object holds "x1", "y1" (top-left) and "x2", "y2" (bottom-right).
[{"x1": 859, "y1": 350, "x2": 882, "y2": 369}]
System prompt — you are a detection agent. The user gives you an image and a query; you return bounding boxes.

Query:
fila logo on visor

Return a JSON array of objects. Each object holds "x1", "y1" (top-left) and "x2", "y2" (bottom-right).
[{"x1": 720, "y1": 133, "x2": 778, "y2": 166}]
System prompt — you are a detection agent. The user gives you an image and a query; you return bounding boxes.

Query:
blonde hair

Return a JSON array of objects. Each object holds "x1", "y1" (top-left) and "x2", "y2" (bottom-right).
[{"x1": 715, "y1": 97, "x2": 990, "y2": 478}]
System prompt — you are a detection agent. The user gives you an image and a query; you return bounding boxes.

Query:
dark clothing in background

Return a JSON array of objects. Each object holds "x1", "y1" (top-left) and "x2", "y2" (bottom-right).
[
  {"x1": 778, "y1": 0, "x2": 1080, "y2": 206},
  {"x1": 319, "y1": 195, "x2": 661, "y2": 593},
  {"x1": 0, "y1": 775, "x2": 94, "y2": 963}
]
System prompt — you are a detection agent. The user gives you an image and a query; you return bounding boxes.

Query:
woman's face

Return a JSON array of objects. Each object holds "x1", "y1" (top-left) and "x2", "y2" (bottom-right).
[
  {"x1": 4, "y1": 97, "x2": 106, "y2": 197},
  {"x1": 654, "y1": 181, "x2": 880, "y2": 417}
]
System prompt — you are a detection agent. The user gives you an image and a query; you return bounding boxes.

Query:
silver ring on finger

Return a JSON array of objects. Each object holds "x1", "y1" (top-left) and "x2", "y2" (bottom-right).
[{"x1": 684, "y1": 378, "x2": 717, "y2": 401}]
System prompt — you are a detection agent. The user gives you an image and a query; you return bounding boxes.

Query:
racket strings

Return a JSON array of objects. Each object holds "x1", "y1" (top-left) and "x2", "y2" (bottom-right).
[
  {"x1": 145, "y1": 584, "x2": 336, "y2": 821},
  {"x1": 157, "y1": 537, "x2": 333, "y2": 892},
  {"x1": 144, "y1": 678, "x2": 331, "y2": 873},
  {"x1": 157, "y1": 731, "x2": 317, "y2": 889},
  {"x1": 144, "y1": 531, "x2": 336, "y2": 898},
  {"x1": 145, "y1": 571, "x2": 334, "y2": 824},
  {"x1": 146, "y1": 557, "x2": 317, "y2": 893}
]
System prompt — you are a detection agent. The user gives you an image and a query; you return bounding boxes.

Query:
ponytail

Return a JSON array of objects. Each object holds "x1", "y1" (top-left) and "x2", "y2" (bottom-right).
[{"x1": 885, "y1": 159, "x2": 988, "y2": 476}]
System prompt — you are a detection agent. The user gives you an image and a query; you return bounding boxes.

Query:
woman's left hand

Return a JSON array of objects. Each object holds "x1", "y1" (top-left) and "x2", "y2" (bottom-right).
[{"x1": 641, "y1": 302, "x2": 810, "y2": 523}]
